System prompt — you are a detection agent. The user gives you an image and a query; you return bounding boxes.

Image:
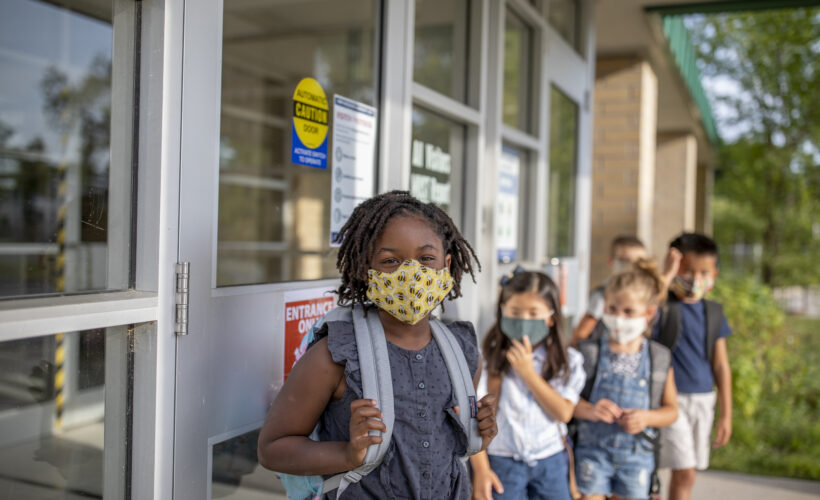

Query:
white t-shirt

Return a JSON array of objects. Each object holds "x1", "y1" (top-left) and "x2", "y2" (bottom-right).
[{"x1": 481, "y1": 345, "x2": 586, "y2": 465}]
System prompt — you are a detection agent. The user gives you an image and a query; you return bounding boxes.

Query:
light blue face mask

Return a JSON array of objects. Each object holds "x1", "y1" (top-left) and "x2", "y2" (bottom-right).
[{"x1": 500, "y1": 315, "x2": 552, "y2": 345}]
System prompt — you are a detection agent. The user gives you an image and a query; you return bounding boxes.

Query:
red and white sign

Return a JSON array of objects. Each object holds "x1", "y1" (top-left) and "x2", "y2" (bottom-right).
[{"x1": 283, "y1": 290, "x2": 335, "y2": 379}]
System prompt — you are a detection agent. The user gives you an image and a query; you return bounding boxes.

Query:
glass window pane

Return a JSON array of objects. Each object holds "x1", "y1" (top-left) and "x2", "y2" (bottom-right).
[
  {"x1": 548, "y1": 0, "x2": 579, "y2": 49},
  {"x1": 212, "y1": 429, "x2": 288, "y2": 498},
  {"x1": 410, "y1": 107, "x2": 465, "y2": 221},
  {"x1": 0, "y1": 0, "x2": 127, "y2": 298},
  {"x1": 414, "y1": 0, "x2": 470, "y2": 103},
  {"x1": 498, "y1": 146, "x2": 530, "y2": 263},
  {"x1": 218, "y1": 0, "x2": 380, "y2": 286},
  {"x1": 547, "y1": 86, "x2": 579, "y2": 257},
  {"x1": 503, "y1": 9, "x2": 534, "y2": 132},
  {"x1": 0, "y1": 324, "x2": 140, "y2": 497}
]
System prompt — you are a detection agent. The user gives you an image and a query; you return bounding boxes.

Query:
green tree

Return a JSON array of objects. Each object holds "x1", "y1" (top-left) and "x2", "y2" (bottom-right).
[{"x1": 687, "y1": 8, "x2": 820, "y2": 286}]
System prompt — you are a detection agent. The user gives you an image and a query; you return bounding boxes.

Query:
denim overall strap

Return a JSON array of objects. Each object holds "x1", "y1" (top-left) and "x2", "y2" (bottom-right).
[
  {"x1": 587, "y1": 333, "x2": 613, "y2": 405},
  {"x1": 587, "y1": 333, "x2": 610, "y2": 404},
  {"x1": 584, "y1": 335, "x2": 652, "y2": 452}
]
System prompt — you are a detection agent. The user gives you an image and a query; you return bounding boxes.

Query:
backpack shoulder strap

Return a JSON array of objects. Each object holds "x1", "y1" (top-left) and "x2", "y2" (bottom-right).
[
  {"x1": 656, "y1": 293, "x2": 682, "y2": 351},
  {"x1": 323, "y1": 305, "x2": 394, "y2": 497},
  {"x1": 430, "y1": 319, "x2": 483, "y2": 457},
  {"x1": 588, "y1": 320, "x2": 606, "y2": 343},
  {"x1": 578, "y1": 338, "x2": 600, "y2": 402},
  {"x1": 704, "y1": 299, "x2": 724, "y2": 363},
  {"x1": 648, "y1": 340, "x2": 671, "y2": 410}
]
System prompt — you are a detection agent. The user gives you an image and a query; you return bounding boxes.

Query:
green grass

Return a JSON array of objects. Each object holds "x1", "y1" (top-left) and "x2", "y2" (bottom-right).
[{"x1": 710, "y1": 315, "x2": 820, "y2": 480}]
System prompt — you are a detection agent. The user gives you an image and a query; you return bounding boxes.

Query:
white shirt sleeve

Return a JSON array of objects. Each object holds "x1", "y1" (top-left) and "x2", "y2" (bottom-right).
[
  {"x1": 587, "y1": 288, "x2": 605, "y2": 319},
  {"x1": 550, "y1": 347, "x2": 586, "y2": 404}
]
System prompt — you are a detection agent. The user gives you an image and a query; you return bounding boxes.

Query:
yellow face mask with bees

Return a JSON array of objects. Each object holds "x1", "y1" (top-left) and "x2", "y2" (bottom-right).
[{"x1": 366, "y1": 259, "x2": 454, "y2": 325}]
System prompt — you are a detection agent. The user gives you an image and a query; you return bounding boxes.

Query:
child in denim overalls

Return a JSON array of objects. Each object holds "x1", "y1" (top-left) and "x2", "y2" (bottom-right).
[{"x1": 573, "y1": 260, "x2": 679, "y2": 500}]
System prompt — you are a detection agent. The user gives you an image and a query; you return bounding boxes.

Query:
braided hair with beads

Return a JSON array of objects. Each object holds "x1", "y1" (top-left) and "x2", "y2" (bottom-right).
[{"x1": 334, "y1": 190, "x2": 480, "y2": 307}]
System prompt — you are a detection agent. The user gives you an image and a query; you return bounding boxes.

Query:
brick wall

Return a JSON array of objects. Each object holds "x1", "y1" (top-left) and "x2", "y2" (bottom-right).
[
  {"x1": 590, "y1": 58, "x2": 658, "y2": 287},
  {"x1": 652, "y1": 133, "x2": 697, "y2": 256}
]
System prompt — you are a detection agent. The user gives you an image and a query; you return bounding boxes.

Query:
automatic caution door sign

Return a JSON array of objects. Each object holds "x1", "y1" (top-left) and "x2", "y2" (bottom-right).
[{"x1": 291, "y1": 77, "x2": 329, "y2": 168}]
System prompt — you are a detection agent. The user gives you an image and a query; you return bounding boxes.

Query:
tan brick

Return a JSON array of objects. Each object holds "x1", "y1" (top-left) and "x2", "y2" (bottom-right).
[{"x1": 594, "y1": 87, "x2": 631, "y2": 101}]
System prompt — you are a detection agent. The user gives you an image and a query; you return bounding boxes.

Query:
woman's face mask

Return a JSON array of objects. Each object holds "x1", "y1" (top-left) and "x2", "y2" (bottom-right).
[
  {"x1": 500, "y1": 314, "x2": 553, "y2": 345},
  {"x1": 602, "y1": 314, "x2": 648, "y2": 345},
  {"x1": 366, "y1": 259, "x2": 454, "y2": 324}
]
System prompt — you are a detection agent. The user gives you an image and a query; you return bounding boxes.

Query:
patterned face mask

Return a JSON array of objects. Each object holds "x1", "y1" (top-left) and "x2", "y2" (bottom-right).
[
  {"x1": 366, "y1": 259, "x2": 454, "y2": 325},
  {"x1": 670, "y1": 275, "x2": 714, "y2": 301}
]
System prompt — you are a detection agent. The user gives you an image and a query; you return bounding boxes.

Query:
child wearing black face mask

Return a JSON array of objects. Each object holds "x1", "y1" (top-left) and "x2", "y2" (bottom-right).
[{"x1": 471, "y1": 270, "x2": 586, "y2": 500}]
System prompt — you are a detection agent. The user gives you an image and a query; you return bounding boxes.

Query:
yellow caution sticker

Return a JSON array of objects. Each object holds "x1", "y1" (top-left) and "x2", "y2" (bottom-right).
[{"x1": 291, "y1": 77, "x2": 329, "y2": 168}]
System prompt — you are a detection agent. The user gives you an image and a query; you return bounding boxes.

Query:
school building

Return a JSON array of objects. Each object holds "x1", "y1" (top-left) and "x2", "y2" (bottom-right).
[{"x1": 0, "y1": 0, "x2": 773, "y2": 498}]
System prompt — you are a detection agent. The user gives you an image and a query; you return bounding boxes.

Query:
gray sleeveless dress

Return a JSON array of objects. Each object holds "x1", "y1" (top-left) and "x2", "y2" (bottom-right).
[{"x1": 313, "y1": 308, "x2": 478, "y2": 500}]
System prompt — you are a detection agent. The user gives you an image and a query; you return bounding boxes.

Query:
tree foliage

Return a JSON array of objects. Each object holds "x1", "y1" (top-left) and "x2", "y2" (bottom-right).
[
  {"x1": 710, "y1": 275, "x2": 820, "y2": 479},
  {"x1": 687, "y1": 8, "x2": 820, "y2": 286}
]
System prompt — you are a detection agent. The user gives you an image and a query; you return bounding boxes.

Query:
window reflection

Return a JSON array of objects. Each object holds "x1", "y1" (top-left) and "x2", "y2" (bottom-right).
[
  {"x1": 548, "y1": 86, "x2": 579, "y2": 257},
  {"x1": 0, "y1": 325, "x2": 135, "y2": 498},
  {"x1": 503, "y1": 9, "x2": 534, "y2": 132},
  {"x1": 410, "y1": 108, "x2": 465, "y2": 222},
  {"x1": 548, "y1": 0, "x2": 580, "y2": 50},
  {"x1": 218, "y1": 0, "x2": 379, "y2": 286},
  {"x1": 212, "y1": 429, "x2": 287, "y2": 499},
  {"x1": 0, "y1": 0, "x2": 120, "y2": 297},
  {"x1": 414, "y1": 0, "x2": 470, "y2": 103}
]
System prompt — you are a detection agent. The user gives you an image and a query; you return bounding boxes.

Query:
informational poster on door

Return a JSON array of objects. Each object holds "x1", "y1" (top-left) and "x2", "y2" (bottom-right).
[
  {"x1": 497, "y1": 147, "x2": 520, "y2": 262},
  {"x1": 283, "y1": 288, "x2": 336, "y2": 379},
  {"x1": 291, "y1": 77, "x2": 329, "y2": 169},
  {"x1": 329, "y1": 94, "x2": 378, "y2": 245}
]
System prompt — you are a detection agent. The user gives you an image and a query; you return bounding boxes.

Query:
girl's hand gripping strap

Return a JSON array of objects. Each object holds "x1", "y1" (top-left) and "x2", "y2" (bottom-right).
[
  {"x1": 430, "y1": 319, "x2": 483, "y2": 457},
  {"x1": 323, "y1": 305, "x2": 394, "y2": 498}
]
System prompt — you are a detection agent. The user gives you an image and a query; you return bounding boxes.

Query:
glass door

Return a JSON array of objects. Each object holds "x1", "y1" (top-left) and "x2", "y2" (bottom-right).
[
  {"x1": 174, "y1": 1, "x2": 381, "y2": 498},
  {"x1": 542, "y1": 0, "x2": 594, "y2": 325}
]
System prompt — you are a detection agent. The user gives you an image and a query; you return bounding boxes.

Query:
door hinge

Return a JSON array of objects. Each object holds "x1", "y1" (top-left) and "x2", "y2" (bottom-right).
[{"x1": 175, "y1": 262, "x2": 190, "y2": 336}]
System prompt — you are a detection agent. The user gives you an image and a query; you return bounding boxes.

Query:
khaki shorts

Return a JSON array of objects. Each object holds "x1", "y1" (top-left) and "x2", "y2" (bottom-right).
[{"x1": 659, "y1": 392, "x2": 717, "y2": 471}]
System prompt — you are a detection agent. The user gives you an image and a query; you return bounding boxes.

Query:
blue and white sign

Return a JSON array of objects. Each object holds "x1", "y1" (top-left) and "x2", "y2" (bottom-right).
[
  {"x1": 497, "y1": 147, "x2": 520, "y2": 262},
  {"x1": 329, "y1": 95, "x2": 378, "y2": 245}
]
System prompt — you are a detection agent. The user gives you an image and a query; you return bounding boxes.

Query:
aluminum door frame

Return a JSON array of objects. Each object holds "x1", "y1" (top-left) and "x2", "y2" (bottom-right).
[{"x1": 171, "y1": 1, "x2": 398, "y2": 498}]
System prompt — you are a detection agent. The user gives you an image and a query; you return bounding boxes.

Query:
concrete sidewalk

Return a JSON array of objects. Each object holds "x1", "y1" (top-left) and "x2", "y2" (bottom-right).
[{"x1": 659, "y1": 469, "x2": 820, "y2": 499}]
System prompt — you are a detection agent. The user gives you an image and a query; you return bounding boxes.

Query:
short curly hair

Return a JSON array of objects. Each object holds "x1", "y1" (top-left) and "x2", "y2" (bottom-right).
[{"x1": 334, "y1": 190, "x2": 480, "y2": 306}]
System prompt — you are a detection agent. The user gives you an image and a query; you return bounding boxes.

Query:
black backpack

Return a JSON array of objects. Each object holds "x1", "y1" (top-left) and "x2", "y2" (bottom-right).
[{"x1": 655, "y1": 292, "x2": 725, "y2": 363}]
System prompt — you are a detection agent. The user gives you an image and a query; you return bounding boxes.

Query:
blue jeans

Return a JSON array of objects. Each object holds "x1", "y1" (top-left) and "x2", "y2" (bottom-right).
[
  {"x1": 488, "y1": 452, "x2": 572, "y2": 500},
  {"x1": 574, "y1": 336, "x2": 654, "y2": 499},
  {"x1": 575, "y1": 442, "x2": 654, "y2": 499}
]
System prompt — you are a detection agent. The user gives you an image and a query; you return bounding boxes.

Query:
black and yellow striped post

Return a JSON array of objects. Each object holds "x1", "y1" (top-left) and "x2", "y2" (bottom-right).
[{"x1": 53, "y1": 137, "x2": 68, "y2": 431}]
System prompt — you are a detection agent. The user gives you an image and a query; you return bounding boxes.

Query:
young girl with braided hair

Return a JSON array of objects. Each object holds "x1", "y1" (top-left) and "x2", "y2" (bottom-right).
[{"x1": 258, "y1": 191, "x2": 498, "y2": 499}]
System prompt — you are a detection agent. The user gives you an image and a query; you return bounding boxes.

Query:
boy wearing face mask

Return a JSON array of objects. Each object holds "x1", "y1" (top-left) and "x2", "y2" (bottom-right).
[{"x1": 652, "y1": 233, "x2": 732, "y2": 500}]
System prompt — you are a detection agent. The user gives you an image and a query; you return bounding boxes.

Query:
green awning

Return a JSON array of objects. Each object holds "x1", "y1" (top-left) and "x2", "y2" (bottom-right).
[{"x1": 660, "y1": 16, "x2": 720, "y2": 144}]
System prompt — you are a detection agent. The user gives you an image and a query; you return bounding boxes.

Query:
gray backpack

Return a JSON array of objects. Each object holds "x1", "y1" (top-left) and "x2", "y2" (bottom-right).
[{"x1": 312, "y1": 305, "x2": 482, "y2": 498}]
